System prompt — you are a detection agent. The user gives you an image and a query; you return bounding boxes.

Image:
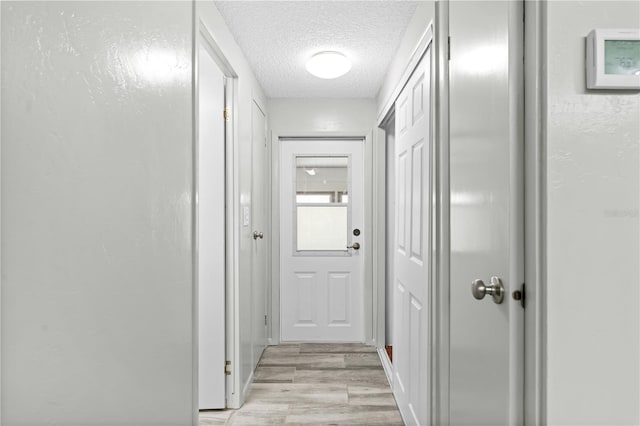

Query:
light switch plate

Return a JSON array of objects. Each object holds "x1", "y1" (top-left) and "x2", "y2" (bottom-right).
[{"x1": 243, "y1": 206, "x2": 250, "y2": 227}]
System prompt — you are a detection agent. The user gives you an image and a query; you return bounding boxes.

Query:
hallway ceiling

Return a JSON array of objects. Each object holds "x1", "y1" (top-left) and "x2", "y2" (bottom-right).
[{"x1": 214, "y1": 1, "x2": 419, "y2": 99}]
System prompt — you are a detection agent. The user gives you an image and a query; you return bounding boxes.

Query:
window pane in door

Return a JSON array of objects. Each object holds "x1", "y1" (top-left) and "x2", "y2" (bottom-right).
[
  {"x1": 297, "y1": 206, "x2": 347, "y2": 250},
  {"x1": 296, "y1": 193, "x2": 332, "y2": 204},
  {"x1": 295, "y1": 156, "x2": 349, "y2": 251}
]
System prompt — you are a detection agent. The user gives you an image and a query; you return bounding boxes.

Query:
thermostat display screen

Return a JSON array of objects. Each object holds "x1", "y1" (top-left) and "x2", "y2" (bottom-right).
[{"x1": 604, "y1": 40, "x2": 640, "y2": 75}]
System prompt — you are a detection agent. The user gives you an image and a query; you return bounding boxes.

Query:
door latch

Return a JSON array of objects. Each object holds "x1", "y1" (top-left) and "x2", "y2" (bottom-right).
[{"x1": 512, "y1": 283, "x2": 525, "y2": 309}]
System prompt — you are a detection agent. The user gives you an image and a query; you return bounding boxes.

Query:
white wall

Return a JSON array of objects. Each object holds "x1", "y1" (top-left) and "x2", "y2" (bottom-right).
[
  {"x1": 195, "y1": 2, "x2": 269, "y2": 408},
  {"x1": 0, "y1": 2, "x2": 269, "y2": 422},
  {"x1": 1, "y1": 2, "x2": 194, "y2": 424},
  {"x1": 544, "y1": 2, "x2": 640, "y2": 424},
  {"x1": 269, "y1": 98, "x2": 376, "y2": 134},
  {"x1": 376, "y1": 1, "x2": 435, "y2": 119}
]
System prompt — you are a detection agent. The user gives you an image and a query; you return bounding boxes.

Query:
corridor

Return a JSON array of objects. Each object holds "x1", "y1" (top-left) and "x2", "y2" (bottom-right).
[
  {"x1": 199, "y1": 344, "x2": 402, "y2": 425},
  {"x1": 1, "y1": 1, "x2": 638, "y2": 425}
]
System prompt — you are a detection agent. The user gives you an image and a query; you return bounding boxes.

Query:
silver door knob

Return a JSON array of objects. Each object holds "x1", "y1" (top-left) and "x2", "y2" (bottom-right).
[
  {"x1": 471, "y1": 276, "x2": 504, "y2": 304},
  {"x1": 347, "y1": 242, "x2": 360, "y2": 250},
  {"x1": 253, "y1": 231, "x2": 264, "y2": 240}
]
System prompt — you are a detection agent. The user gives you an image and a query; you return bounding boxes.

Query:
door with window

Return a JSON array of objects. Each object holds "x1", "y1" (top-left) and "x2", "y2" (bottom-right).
[{"x1": 280, "y1": 139, "x2": 365, "y2": 342}]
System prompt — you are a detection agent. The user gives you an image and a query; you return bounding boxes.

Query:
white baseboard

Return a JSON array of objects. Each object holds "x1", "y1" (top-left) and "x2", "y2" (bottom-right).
[
  {"x1": 241, "y1": 370, "x2": 254, "y2": 404},
  {"x1": 377, "y1": 347, "x2": 394, "y2": 388}
]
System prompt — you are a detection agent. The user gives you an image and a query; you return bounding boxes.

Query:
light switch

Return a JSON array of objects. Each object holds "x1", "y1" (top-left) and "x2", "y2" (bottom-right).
[{"x1": 243, "y1": 206, "x2": 250, "y2": 227}]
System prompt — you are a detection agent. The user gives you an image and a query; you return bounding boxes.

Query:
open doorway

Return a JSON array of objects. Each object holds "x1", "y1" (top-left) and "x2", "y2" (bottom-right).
[
  {"x1": 195, "y1": 21, "x2": 239, "y2": 413},
  {"x1": 383, "y1": 116, "x2": 395, "y2": 365},
  {"x1": 196, "y1": 28, "x2": 228, "y2": 410}
]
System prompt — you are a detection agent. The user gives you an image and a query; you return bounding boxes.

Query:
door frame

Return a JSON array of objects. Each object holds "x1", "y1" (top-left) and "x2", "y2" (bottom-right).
[
  {"x1": 269, "y1": 132, "x2": 375, "y2": 345},
  {"x1": 376, "y1": 22, "x2": 441, "y2": 423},
  {"x1": 193, "y1": 19, "x2": 240, "y2": 411},
  {"x1": 523, "y1": 1, "x2": 547, "y2": 423},
  {"x1": 373, "y1": 1, "x2": 546, "y2": 423}
]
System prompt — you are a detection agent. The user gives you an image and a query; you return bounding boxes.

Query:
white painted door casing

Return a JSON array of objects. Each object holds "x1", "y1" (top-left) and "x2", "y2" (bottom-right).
[
  {"x1": 280, "y1": 139, "x2": 365, "y2": 342},
  {"x1": 392, "y1": 49, "x2": 431, "y2": 426}
]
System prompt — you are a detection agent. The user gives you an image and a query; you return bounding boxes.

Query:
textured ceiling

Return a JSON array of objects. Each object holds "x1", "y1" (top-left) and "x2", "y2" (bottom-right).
[{"x1": 214, "y1": 1, "x2": 418, "y2": 99}]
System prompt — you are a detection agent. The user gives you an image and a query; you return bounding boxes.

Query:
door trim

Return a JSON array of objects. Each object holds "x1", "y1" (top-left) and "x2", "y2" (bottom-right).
[
  {"x1": 524, "y1": 0, "x2": 547, "y2": 423},
  {"x1": 270, "y1": 132, "x2": 375, "y2": 345},
  {"x1": 377, "y1": 25, "x2": 434, "y2": 126},
  {"x1": 432, "y1": 3, "x2": 450, "y2": 423},
  {"x1": 194, "y1": 18, "x2": 240, "y2": 410}
]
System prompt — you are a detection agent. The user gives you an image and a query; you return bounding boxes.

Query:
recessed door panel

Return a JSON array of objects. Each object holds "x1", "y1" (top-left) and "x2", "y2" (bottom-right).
[
  {"x1": 399, "y1": 98, "x2": 409, "y2": 134},
  {"x1": 412, "y1": 76, "x2": 425, "y2": 124},
  {"x1": 409, "y1": 295, "x2": 425, "y2": 423},
  {"x1": 410, "y1": 140, "x2": 424, "y2": 262},
  {"x1": 294, "y1": 272, "x2": 317, "y2": 326},
  {"x1": 397, "y1": 152, "x2": 408, "y2": 254},
  {"x1": 328, "y1": 272, "x2": 351, "y2": 325},
  {"x1": 395, "y1": 281, "x2": 408, "y2": 394}
]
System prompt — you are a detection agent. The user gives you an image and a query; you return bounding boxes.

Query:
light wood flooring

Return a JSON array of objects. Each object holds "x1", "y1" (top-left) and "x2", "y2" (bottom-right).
[{"x1": 199, "y1": 343, "x2": 403, "y2": 425}]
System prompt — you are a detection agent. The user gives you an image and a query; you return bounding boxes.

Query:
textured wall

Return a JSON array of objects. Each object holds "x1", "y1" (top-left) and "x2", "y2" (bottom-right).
[
  {"x1": 545, "y1": 2, "x2": 640, "y2": 424},
  {"x1": 1, "y1": 2, "x2": 194, "y2": 424}
]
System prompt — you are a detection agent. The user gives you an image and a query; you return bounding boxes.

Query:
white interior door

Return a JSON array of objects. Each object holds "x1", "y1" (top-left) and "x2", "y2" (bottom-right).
[
  {"x1": 392, "y1": 49, "x2": 431, "y2": 426},
  {"x1": 448, "y1": 1, "x2": 524, "y2": 424},
  {"x1": 280, "y1": 139, "x2": 365, "y2": 342},
  {"x1": 197, "y1": 41, "x2": 226, "y2": 410},
  {"x1": 251, "y1": 100, "x2": 268, "y2": 367}
]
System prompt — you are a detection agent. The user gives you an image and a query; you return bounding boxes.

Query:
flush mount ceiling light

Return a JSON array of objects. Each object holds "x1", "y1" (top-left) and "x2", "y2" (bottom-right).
[{"x1": 306, "y1": 51, "x2": 351, "y2": 79}]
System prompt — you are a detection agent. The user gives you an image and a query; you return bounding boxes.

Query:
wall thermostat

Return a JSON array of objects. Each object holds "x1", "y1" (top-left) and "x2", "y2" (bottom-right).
[{"x1": 586, "y1": 28, "x2": 640, "y2": 89}]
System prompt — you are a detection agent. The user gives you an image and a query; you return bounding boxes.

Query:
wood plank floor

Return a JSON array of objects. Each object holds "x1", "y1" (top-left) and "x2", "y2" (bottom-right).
[{"x1": 199, "y1": 343, "x2": 403, "y2": 425}]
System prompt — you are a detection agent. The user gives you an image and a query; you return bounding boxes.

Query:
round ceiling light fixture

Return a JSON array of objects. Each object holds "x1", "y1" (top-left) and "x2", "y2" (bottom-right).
[{"x1": 306, "y1": 51, "x2": 352, "y2": 79}]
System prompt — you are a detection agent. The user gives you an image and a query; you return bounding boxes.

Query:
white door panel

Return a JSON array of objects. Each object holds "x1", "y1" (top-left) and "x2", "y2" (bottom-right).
[
  {"x1": 393, "y1": 48, "x2": 431, "y2": 426},
  {"x1": 280, "y1": 139, "x2": 365, "y2": 342},
  {"x1": 449, "y1": 1, "x2": 524, "y2": 424},
  {"x1": 251, "y1": 101, "x2": 268, "y2": 368},
  {"x1": 197, "y1": 42, "x2": 226, "y2": 410}
]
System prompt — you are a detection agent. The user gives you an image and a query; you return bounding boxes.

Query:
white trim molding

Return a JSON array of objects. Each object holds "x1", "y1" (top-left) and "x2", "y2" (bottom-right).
[
  {"x1": 524, "y1": 0, "x2": 547, "y2": 423},
  {"x1": 377, "y1": 24, "x2": 434, "y2": 126}
]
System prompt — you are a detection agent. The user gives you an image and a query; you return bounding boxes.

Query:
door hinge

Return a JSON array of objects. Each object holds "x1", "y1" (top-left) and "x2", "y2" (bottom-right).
[
  {"x1": 512, "y1": 283, "x2": 526, "y2": 309},
  {"x1": 264, "y1": 315, "x2": 268, "y2": 326},
  {"x1": 447, "y1": 36, "x2": 451, "y2": 60},
  {"x1": 223, "y1": 107, "x2": 231, "y2": 122},
  {"x1": 224, "y1": 360, "x2": 231, "y2": 376}
]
